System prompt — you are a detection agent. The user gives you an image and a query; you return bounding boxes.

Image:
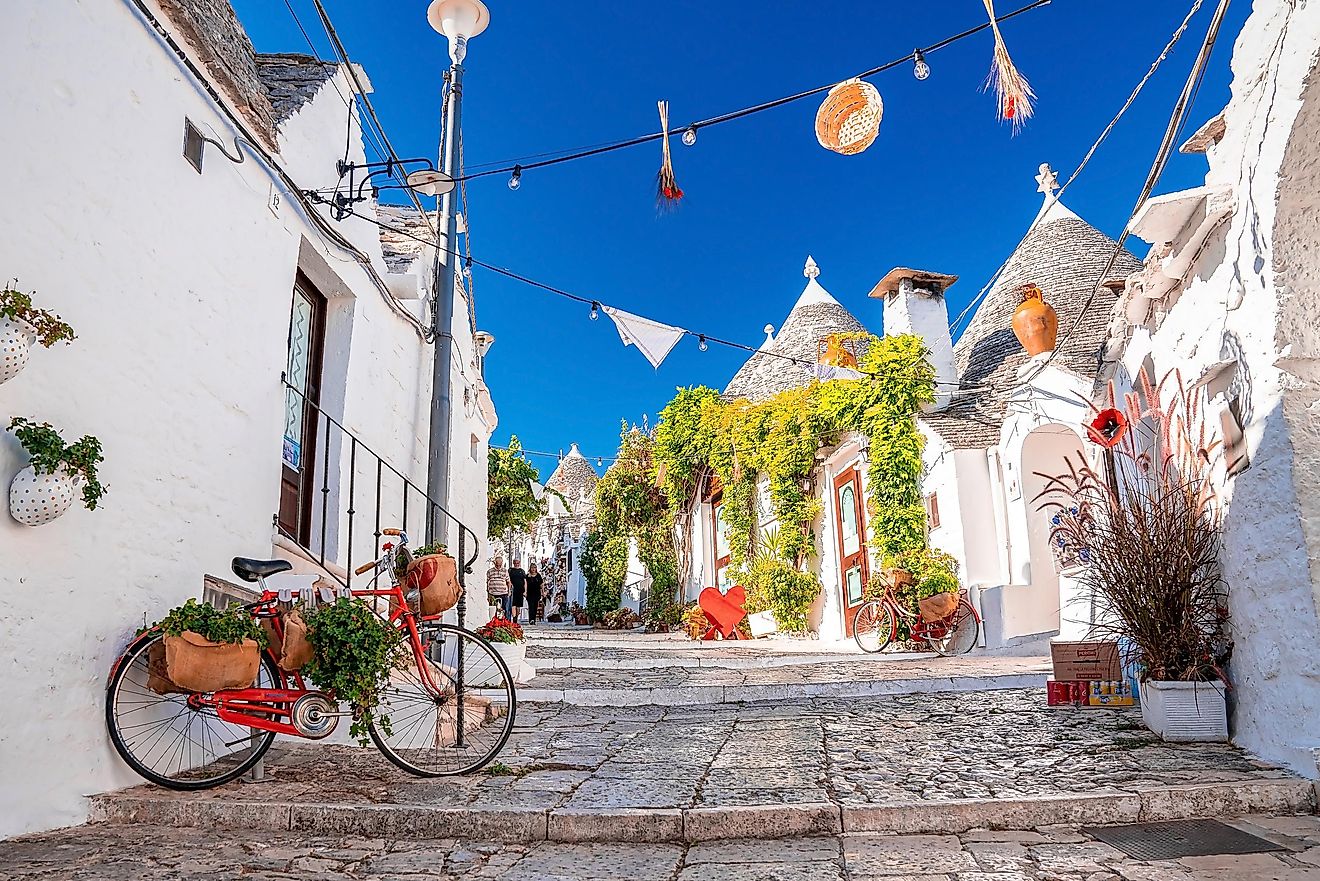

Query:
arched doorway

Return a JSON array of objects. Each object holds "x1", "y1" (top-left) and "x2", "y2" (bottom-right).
[{"x1": 1018, "y1": 424, "x2": 1091, "y2": 640}]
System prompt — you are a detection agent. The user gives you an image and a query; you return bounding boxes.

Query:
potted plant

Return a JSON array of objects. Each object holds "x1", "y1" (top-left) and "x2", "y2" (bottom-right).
[
  {"x1": 0, "y1": 282, "x2": 76, "y2": 385},
  {"x1": 474, "y1": 616, "x2": 529, "y2": 684},
  {"x1": 7, "y1": 417, "x2": 105, "y2": 526},
  {"x1": 1037, "y1": 369, "x2": 1231, "y2": 742},
  {"x1": 885, "y1": 548, "x2": 961, "y2": 621},
  {"x1": 149, "y1": 598, "x2": 267, "y2": 694},
  {"x1": 302, "y1": 597, "x2": 407, "y2": 745},
  {"x1": 568, "y1": 602, "x2": 589, "y2": 626}
]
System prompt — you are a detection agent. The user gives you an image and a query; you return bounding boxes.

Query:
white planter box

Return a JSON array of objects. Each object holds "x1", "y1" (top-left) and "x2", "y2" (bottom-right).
[
  {"x1": 9, "y1": 465, "x2": 78, "y2": 526},
  {"x1": 0, "y1": 318, "x2": 35, "y2": 385},
  {"x1": 1140, "y1": 680, "x2": 1228, "y2": 742},
  {"x1": 469, "y1": 641, "x2": 532, "y2": 686},
  {"x1": 748, "y1": 610, "x2": 778, "y2": 638}
]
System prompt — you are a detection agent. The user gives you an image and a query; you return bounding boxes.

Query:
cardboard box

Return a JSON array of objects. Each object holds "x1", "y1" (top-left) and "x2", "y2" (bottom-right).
[
  {"x1": 1051, "y1": 641, "x2": 1122, "y2": 682},
  {"x1": 1047, "y1": 679, "x2": 1089, "y2": 707},
  {"x1": 1086, "y1": 680, "x2": 1136, "y2": 707}
]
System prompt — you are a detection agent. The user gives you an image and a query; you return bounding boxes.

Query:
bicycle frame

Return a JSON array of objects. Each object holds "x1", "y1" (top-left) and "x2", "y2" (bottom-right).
[
  {"x1": 176, "y1": 532, "x2": 468, "y2": 741},
  {"x1": 871, "y1": 586, "x2": 979, "y2": 645}
]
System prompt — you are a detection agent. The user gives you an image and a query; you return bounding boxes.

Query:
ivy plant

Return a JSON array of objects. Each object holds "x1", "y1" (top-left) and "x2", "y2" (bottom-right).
[
  {"x1": 0, "y1": 282, "x2": 76, "y2": 347},
  {"x1": 8, "y1": 417, "x2": 106, "y2": 509},
  {"x1": 301, "y1": 598, "x2": 407, "y2": 745},
  {"x1": 488, "y1": 436, "x2": 564, "y2": 539},
  {"x1": 151, "y1": 598, "x2": 267, "y2": 647}
]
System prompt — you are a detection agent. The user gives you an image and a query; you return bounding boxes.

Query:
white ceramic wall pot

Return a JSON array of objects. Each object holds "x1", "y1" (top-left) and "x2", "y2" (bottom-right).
[
  {"x1": 0, "y1": 318, "x2": 36, "y2": 385},
  {"x1": 9, "y1": 465, "x2": 78, "y2": 526},
  {"x1": 1139, "y1": 680, "x2": 1228, "y2": 742}
]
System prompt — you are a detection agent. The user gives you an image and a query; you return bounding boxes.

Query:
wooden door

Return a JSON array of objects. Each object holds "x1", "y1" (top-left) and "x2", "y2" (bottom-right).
[
  {"x1": 278, "y1": 276, "x2": 326, "y2": 545},
  {"x1": 834, "y1": 467, "x2": 869, "y2": 636}
]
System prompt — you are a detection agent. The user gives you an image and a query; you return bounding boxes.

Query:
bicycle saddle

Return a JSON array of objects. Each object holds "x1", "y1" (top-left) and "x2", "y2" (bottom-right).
[{"x1": 231, "y1": 557, "x2": 294, "y2": 583}]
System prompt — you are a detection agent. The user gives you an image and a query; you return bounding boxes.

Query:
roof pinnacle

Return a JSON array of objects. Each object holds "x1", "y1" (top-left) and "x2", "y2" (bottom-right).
[
  {"x1": 804, "y1": 256, "x2": 820, "y2": 279},
  {"x1": 1035, "y1": 162, "x2": 1060, "y2": 198}
]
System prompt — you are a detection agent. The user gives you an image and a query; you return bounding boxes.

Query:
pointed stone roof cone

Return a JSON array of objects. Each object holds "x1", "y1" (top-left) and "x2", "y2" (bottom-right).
[
  {"x1": 924, "y1": 163, "x2": 1142, "y2": 449},
  {"x1": 545, "y1": 443, "x2": 599, "y2": 507},
  {"x1": 724, "y1": 257, "x2": 869, "y2": 401}
]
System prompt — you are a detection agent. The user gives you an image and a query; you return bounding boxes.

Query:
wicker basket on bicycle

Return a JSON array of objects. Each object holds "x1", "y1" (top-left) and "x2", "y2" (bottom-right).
[
  {"x1": 404, "y1": 552, "x2": 462, "y2": 617},
  {"x1": 918, "y1": 591, "x2": 959, "y2": 621}
]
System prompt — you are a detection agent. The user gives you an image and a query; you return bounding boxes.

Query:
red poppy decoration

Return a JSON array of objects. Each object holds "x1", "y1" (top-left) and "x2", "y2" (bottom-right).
[{"x1": 1086, "y1": 408, "x2": 1128, "y2": 448}]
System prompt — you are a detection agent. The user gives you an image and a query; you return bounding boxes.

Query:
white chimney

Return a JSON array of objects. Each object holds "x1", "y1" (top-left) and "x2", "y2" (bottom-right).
[{"x1": 870, "y1": 268, "x2": 958, "y2": 411}]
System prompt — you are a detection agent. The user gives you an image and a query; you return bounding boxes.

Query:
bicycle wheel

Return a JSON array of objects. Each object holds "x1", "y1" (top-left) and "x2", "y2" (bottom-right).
[
  {"x1": 369, "y1": 623, "x2": 516, "y2": 776},
  {"x1": 852, "y1": 600, "x2": 895, "y2": 654},
  {"x1": 105, "y1": 632, "x2": 280, "y2": 790},
  {"x1": 928, "y1": 599, "x2": 980, "y2": 656}
]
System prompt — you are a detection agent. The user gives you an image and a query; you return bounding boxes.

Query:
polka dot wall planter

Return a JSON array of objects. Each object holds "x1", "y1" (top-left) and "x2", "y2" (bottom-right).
[
  {"x1": 0, "y1": 317, "x2": 37, "y2": 385},
  {"x1": 9, "y1": 466, "x2": 78, "y2": 526}
]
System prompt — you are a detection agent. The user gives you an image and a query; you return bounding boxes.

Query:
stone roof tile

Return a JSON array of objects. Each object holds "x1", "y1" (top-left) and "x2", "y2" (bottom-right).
[{"x1": 255, "y1": 53, "x2": 340, "y2": 123}]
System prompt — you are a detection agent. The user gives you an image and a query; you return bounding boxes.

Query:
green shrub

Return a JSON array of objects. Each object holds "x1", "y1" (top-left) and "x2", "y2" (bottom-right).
[{"x1": 151, "y1": 598, "x2": 266, "y2": 647}]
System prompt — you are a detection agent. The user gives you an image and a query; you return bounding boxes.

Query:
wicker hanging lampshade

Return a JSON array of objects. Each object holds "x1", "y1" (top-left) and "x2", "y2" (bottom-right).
[{"x1": 815, "y1": 79, "x2": 883, "y2": 155}]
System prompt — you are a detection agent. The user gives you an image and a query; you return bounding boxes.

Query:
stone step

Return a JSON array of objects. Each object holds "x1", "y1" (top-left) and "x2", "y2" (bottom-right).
[
  {"x1": 90, "y1": 779, "x2": 1318, "y2": 844},
  {"x1": 518, "y1": 670, "x2": 1051, "y2": 706},
  {"x1": 530, "y1": 652, "x2": 922, "y2": 671}
]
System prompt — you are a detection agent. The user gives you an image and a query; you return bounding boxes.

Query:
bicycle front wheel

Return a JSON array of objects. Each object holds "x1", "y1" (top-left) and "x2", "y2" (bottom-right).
[
  {"x1": 853, "y1": 600, "x2": 895, "y2": 654},
  {"x1": 105, "y1": 632, "x2": 280, "y2": 790},
  {"x1": 928, "y1": 599, "x2": 980, "y2": 656},
  {"x1": 369, "y1": 623, "x2": 517, "y2": 776}
]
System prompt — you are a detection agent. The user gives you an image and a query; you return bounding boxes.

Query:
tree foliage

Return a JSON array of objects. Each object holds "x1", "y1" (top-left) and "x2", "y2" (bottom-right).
[{"x1": 487, "y1": 436, "x2": 553, "y2": 539}]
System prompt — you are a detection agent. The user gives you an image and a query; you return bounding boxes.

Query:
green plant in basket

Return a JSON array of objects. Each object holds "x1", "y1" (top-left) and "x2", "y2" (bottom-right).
[
  {"x1": 1, "y1": 281, "x2": 77, "y2": 347},
  {"x1": 150, "y1": 598, "x2": 267, "y2": 646},
  {"x1": 302, "y1": 598, "x2": 407, "y2": 745},
  {"x1": 9, "y1": 417, "x2": 106, "y2": 509}
]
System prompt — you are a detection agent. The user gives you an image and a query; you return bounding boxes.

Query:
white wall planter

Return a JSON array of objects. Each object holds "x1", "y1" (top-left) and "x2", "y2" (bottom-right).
[
  {"x1": 9, "y1": 465, "x2": 78, "y2": 526},
  {"x1": 1140, "y1": 680, "x2": 1229, "y2": 742},
  {"x1": 749, "y1": 610, "x2": 779, "y2": 638},
  {"x1": 0, "y1": 318, "x2": 36, "y2": 385},
  {"x1": 469, "y1": 641, "x2": 531, "y2": 686}
]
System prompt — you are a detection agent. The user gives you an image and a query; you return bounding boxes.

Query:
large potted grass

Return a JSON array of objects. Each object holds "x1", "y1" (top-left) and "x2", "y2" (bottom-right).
[{"x1": 1036, "y1": 368, "x2": 1231, "y2": 742}]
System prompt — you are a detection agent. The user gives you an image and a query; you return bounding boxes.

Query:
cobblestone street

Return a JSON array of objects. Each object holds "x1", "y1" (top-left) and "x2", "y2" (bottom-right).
[{"x1": 6, "y1": 815, "x2": 1320, "y2": 879}]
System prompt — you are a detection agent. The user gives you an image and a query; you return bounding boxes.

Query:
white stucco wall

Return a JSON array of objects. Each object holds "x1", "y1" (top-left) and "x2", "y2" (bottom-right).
[
  {"x1": 1110, "y1": 1, "x2": 1320, "y2": 777},
  {"x1": 0, "y1": 0, "x2": 493, "y2": 836}
]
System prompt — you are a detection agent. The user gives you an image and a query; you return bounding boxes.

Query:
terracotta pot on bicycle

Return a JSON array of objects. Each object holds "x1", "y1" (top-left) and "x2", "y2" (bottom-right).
[
  {"x1": 405, "y1": 552, "x2": 462, "y2": 617},
  {"x1": 918, "y1": 592, "x2": 959, "y2": 621},
  {"x1": 162, "y1": 630, "x2": 261, "y2": 693},
  {"x1": 886, "y1": 568, "x2": 915, "y2": 589}
]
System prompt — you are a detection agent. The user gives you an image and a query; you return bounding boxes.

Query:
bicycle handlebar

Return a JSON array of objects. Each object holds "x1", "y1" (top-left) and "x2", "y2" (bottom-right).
[
  {"x1": 382, "y1": 528, "x2": 403, "y2": 536},
  {"x1": 354, "y1": 560, "x2": 377, "y2": 576}
]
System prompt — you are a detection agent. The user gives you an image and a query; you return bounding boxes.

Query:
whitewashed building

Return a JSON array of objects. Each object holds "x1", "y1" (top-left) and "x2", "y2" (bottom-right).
[
  {"x1": 1100, "y1": 1, "x2": 1320, "y2": 777},
  {"x1": 0, "y1": 0, "x2": 496, "y2": 836}
]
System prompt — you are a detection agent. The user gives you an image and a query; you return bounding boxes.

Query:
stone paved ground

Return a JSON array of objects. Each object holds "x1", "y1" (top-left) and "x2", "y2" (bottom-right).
[
  {"x1": 6, "y1": 814, "x2": 1320, "y2": 879},
  {"x1": 93, "y1": 690, "x2": 1290, "y2": 813}
]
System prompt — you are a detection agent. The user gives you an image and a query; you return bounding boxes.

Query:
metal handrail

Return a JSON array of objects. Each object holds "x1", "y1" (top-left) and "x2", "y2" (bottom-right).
[{"x1": 279, "y1": 377, "x2": 482, "y2": 610}]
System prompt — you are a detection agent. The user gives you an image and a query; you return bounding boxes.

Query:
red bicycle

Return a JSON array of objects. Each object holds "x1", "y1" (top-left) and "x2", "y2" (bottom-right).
[
  {"x1": 104, "y1": 529, "x2": 516, "y2": 790},
  {"x1": 852, "y1": 583, "x2": 981, "y2": 656}
]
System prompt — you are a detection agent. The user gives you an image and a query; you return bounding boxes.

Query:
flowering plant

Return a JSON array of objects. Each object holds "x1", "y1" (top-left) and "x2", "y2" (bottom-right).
[
  {"x1": 1086, "y1": 407, "x2": 1128, "y2": 448},
  {"x1": 1034, "y1": 369, "x2": 1231, "y2": 683},
  {"x1": 476, "y1": 617, "x2": 525, "y2": 645}
]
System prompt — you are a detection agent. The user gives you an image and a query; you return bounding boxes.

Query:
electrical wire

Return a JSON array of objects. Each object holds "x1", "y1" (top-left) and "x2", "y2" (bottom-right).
[
  {"x1": 452, "y1": 0, "x2": 1054, "y2": 184},
  {"x1": 1041, "y1": 0, "x2": 1232, "y2": 372},
  {"x1": 946, "y1": 0, "x2": 1209, "y2": 341}
]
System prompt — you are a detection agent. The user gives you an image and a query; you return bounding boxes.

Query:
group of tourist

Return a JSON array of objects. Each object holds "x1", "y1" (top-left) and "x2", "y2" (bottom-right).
[{"x1": 484, "y1": 555, "x2": 544, "y2": 623}]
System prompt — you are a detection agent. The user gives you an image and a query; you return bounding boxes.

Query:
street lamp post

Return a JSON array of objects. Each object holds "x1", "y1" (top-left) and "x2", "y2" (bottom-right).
[{"x1": 425, "y1": 0, "x2": 489, "y2": 538}]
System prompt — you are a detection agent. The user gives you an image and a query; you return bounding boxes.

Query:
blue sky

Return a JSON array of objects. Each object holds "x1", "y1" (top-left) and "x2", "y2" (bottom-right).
[{"x1": 233, "y1": 0, "x2": 1247, "y2": 482}]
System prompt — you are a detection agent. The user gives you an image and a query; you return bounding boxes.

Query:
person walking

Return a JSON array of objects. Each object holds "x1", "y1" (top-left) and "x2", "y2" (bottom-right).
[
  {"x1": 508, "y1": 558, "x2": 528, "y2": 622},
  {"x1": 486, "y1": 555, "x2": 512, "y2": 620},
  {"x1": 525, "y1": 562, "x2": 544, "y2": 624}
]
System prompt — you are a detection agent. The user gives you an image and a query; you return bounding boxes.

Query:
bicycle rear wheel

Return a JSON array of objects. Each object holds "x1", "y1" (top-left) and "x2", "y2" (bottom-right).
[
  {"x1": 369, "y1": 623, "x2": 516, "y2": 776},
  {"x1": 852, "y1": 600, "x2": 895, "y2": 654},
  {"x1": 928, "y1": 599, "x2": 980, "y2": 656},
  {"x1": 105, "y1": 632, "x2": 280, "y2": 790}
]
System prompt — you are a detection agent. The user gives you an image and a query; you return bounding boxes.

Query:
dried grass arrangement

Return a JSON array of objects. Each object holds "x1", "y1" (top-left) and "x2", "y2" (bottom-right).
[
  {"x1": 655, "y1": 100, "x2": 683, "y2": 210},
  {"x1": 981, "y1": 0, "x2": 1035, "y2": 132},
  {"x1": 1033, "y1": 368, "x2": 1231, "y2": 683},
  {"x1": 814, "y1": 79, "x2": 883, "y2": 155}
]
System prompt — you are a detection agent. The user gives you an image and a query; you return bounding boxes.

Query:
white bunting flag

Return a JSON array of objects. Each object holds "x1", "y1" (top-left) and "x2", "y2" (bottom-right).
[{"x1": 602, "y1": 306, "x2": 685, "y2": 369}]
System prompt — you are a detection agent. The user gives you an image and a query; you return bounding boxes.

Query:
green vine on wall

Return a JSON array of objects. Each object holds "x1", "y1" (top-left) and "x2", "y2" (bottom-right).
[
  {"x1": 651, "y1": 334, "x2": 938, "y2": 631},
  {"x1": 581, "y1": 425, "x2": 679, "y2": 622}
]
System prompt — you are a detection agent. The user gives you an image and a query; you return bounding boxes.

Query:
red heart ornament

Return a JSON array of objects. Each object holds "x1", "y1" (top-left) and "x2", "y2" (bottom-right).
[{"x1": 698, "y1": 585, "x2": 747, "y2": 638}]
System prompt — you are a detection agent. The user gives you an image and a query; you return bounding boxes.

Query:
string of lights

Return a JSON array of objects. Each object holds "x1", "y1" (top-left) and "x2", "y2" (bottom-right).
[{"x1": 453, "y1": 0, "x2": 1054, "y2": 188}]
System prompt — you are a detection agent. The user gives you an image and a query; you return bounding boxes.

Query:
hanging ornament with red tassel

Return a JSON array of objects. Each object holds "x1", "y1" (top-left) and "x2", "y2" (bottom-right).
[
  {"x1": 655, "y1": 100, "x2": 684, "y2": 210},
  {"x1": 981, "y1": 0, "x2": 1035, "y2": 132}
]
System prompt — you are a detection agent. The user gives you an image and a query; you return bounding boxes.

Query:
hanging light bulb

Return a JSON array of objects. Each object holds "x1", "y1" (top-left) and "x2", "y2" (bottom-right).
[
  {"x1": 682, "y1": 126, "x2": 697, "y2": 147},
  {"x1": 508, "y1": 164, "x2": 522, "y2": 190},
  {"x1": 596, "y1": 457, "x2": 604, "y2": 467},
  {"x1": 589, "y1": 301, "x2": 600, "y2": 321},
  {"x1": 698, "y1": 335, "x2": 708, "y2": 352},
  {"x1": 912, "y1": 49, "x2": 930, "y2": 81}
]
